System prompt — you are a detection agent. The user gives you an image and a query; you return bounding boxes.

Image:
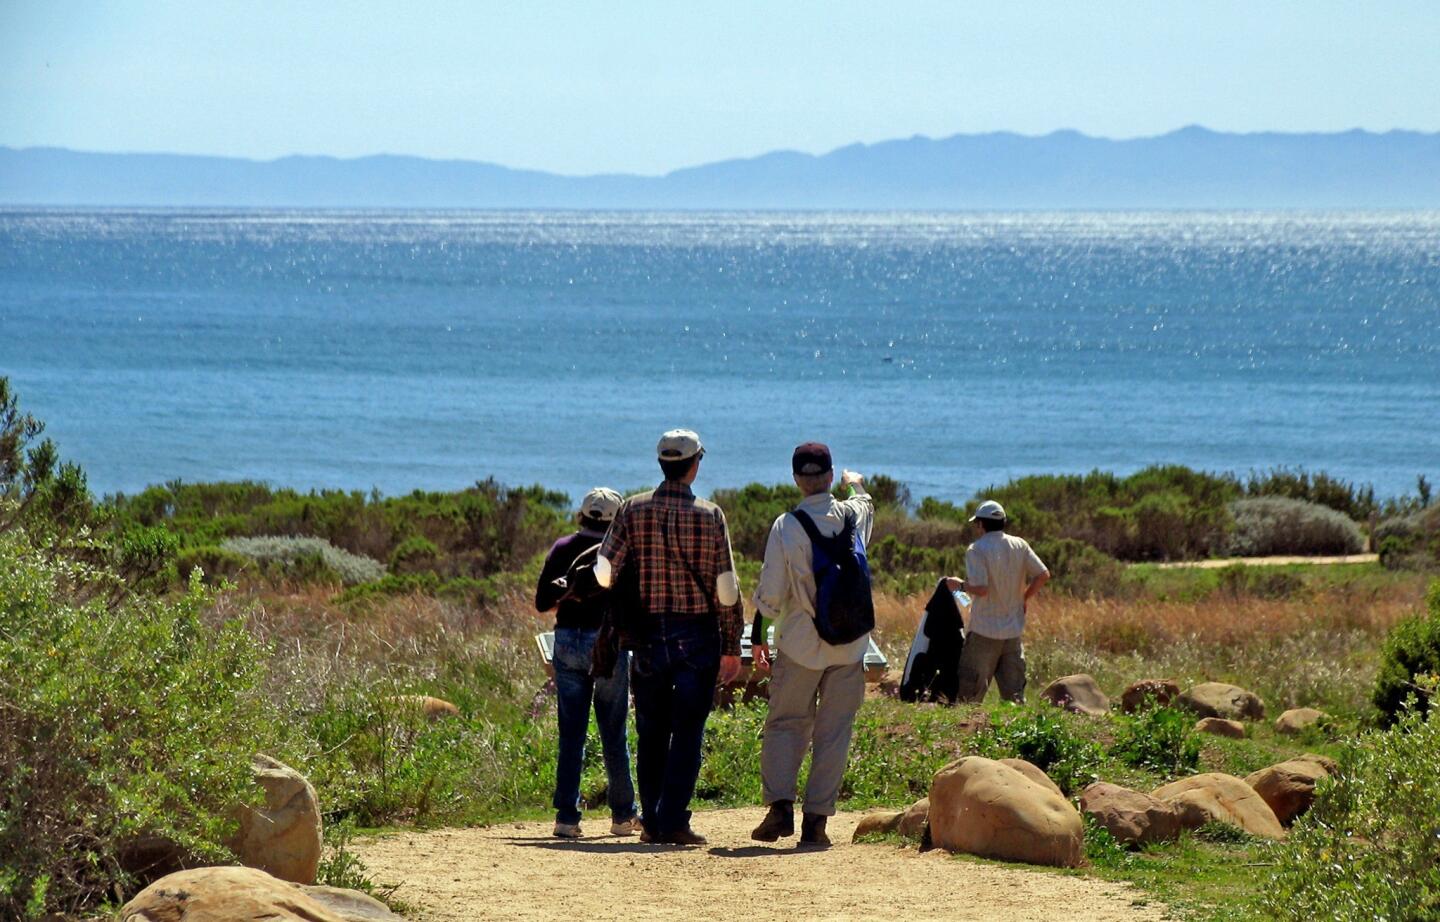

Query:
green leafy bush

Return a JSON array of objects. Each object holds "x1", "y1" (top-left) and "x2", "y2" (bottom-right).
[
  {"x1": 389, "y1": 535, "x2": 440, "y2": 574},
  {"x1": 983, "y1": 707, "x2": 1104, "y2": 795},
  {"x1": 221, "y1": 535, "x2": 386, "y2": 585},
  {"x1": 0, "y1": 527, "x2": 292, "y2": 917},
  {"x1": 1243, "y1": 466, "x2": 1380, "y2": 521},
  {"x1": 1111, "y1": 705, "x2": 1201, "y2": 774},
  {"x1": 1376, "y1": 505, "x2": 1440, "y2": 571},
  {"x1": 1264, "y1": 683, "x2": 1440, "y2": 920},
  {"x1": 1372, "y1": 580, "x2": 1440, "y2": 726},
  {"x1": 1032, "y1": 538, "x2": 1125, "y2": 598},
  {"x1": 1226, "y1": 496, "x2": 1365, "y2": 557}
]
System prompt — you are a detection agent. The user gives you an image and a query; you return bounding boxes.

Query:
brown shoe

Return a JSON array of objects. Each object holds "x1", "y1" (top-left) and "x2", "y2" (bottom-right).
[
  {"x1": 799, "y1": 813, "x2": 830, "y2": 848},
  {"x1": 750, "y1": 801, "x2": 795, "y2": 842},
  {"x1": 662, "y1": 827, "x2": 708, "y2": 846}
]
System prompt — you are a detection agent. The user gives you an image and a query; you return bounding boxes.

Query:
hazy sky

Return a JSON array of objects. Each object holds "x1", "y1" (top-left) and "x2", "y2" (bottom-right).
[{"x1": 3, "y1": 1, "x2": 1437, "y2": 175}]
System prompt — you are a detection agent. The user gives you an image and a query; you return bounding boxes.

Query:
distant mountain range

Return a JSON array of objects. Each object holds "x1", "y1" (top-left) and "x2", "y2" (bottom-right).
[{"x1": 3, "y1": 127, "x2": 1439, "y2": 208}]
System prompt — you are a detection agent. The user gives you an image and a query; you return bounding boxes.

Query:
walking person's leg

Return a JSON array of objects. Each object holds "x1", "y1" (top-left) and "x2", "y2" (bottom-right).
[
  {"x1": 629, "y1": 634, "x2": 674, "y2": 839},
  {"x1": 801, "y1": 661, "x2": 866, "y2": 819},
  {"x1": 993, "y1": 637, "x2": 1027, "y2": 704},
  {"x1": 653, "y1": 621, "x2": 720, "y2": 841},
  {"x1": 957, "y1": 632, "x2": 1006, "y2": 703},
  {"x1": 593, "y1": 648, "x2": 638, "y2": 831},
  {"x1": 752, "y1": 652, "x2": 821, "y2": 841},
  {"x1": 551, "y1": 627, "x2": 597, "y2": 836}
]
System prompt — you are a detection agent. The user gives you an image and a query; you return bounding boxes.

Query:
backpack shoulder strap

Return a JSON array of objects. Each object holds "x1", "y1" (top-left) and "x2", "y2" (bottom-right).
[
  {"x1": 790, "y1": 507, "x2": 855, "y2": 551},
  {"x1": 789, "y1": 507, "x2": 826, "y2": 546}
]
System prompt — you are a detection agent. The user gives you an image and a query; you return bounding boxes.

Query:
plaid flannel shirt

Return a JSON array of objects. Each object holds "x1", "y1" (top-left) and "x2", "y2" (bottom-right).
[{"x1": 599, "y1": 480, "x2": 744, "y2": 655}]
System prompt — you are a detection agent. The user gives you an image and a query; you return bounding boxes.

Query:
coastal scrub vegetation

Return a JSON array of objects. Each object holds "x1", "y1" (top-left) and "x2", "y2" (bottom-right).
[{"x1": 2, "y1": 375, "x2": 1439, "y2": 919}]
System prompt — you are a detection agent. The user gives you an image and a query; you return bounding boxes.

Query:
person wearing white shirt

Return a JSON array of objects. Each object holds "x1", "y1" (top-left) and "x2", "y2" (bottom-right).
[
  {"x1": 945, "y1": 499, "x2": 1050, "y2": 703},
  {"x1": 749, "y1": 442, "x2": 874, "y2": 848}
]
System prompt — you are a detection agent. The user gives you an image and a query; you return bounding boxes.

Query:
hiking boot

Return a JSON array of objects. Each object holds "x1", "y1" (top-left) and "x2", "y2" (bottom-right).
[
  {"x1": 552, "y1": 822, "x2": 583, "y2": 839},
  {"x1": 610, "y1": 816, "x2": 642, "y2": 836},
  {"x1": 662, "y1": 827, "x2": 708, "y2": 846},
  {"x1": 638, "y1": 827, "x2": 654, "y2": 844},
  {"x1": 750, "y1": 800, "x2": 795, "y2": 842},
  {"x1": 799, "y1": 813, "x2": 830, "y2": 848}
]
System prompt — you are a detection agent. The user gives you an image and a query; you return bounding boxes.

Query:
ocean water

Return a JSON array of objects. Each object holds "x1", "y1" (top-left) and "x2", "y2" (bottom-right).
[{"x1": 1, "y1": 209, "x2": 1437, "y2": 504}]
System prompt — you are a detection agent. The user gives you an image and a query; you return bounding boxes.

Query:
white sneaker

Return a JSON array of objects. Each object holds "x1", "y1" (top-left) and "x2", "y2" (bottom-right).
[
  {"x1": 610, "y1": 817, "x2": 642, "y2": 836},
  {"x1": 553, "y1": 822, "x2": 583, "y2": 838}
]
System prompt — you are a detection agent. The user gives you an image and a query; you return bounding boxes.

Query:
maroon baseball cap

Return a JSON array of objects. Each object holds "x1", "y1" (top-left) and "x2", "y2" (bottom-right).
[{"x1": 792, "y1": 442, "x2": 833, "y2": 475}]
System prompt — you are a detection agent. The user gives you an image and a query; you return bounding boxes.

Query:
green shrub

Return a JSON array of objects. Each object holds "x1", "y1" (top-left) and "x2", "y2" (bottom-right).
[
  {"x1": 1372, "y1": 580, "x2": 1440, "y2": 726},
  {"x1": 1243, "y1": 467, "x2": 1379, "y2": 521},
  {"x1": 1226, "y1": 496, "x2": 1365, "y2": 557},
  {"x1": 389, "y1": 535, "x2": 440, "y2": 574},
  {"x1": 0, "y1": 527, "x2": 292, "y2": 917},
  {"x1": 174, "y1": 544, "x2": 252, "y2": 584},
  {"x1": 983, "y1": 707, "x2": 1104, "y2": 795},
  {"x1": 709, "y1": 482, "x2": 803, "y2": 559},
  {"x1": 1032, "y1": 538, "x2": 1125, "y2": 598},
  {"x1": 221, "y1": 535, "x2": 386, "y2": 585},
  {"x1": 1376, "y1": 505, "x2": 1440, "y2": 571},
  {"x1": 1264, "y1": 682, "x2": 1440, "y2": 920},
  {"x1": 1111, "y1": 705, "x2": 1201, "y2": 774}
]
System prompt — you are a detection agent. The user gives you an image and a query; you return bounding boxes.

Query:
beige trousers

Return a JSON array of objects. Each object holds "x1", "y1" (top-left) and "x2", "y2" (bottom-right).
[
  {"x1": 760, "y1": 652, "x2": 866, "y2": 816},
  {"x1": 957, "y1": 633, "x2": 1027, "y2": 704}
]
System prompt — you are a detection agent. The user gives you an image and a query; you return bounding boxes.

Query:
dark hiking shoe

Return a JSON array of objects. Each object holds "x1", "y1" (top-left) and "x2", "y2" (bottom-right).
[
  {"x1": 750, "y1": 801, "x2": 795, "y2": 841},
  {"x1": 799, "y1": 813, "x2": 831, "y2": 848},
  {"x1": 662, "y1": 827, "x2": 708, "y2": 846}
]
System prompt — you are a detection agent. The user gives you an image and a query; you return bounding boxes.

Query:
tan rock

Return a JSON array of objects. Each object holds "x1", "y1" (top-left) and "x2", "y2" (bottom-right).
[
  {"x1": 897, "y1": 797, "x2": 930, "y2": 840},
  {"x1": 1274, "y1": 707, "x2": 1327, "y2": 735},
  {"x1": 1120, "y1": 679, "x2": 1180, "y2": 713},
  {"x1": 1079, "y1": 782, "x2": 1182, "y2": 846},
  {"x1": 1245, "y1": 759, "x2": 1331, "y2": 826},
  {"x1": 1152, "y1": 773, "x2": 1285, "y2": 839},
  {"x1": 1292, "y1": 752, "x2": 1339, "y2": 774},
  {"x1": 121, "y1": 866, "x2": 380, "y2": 922},
  {"x1": 852, "y1": 810, "x2": 903, "y2": 840},
  {"x1": 300, "y1": 886, "x2": 402, "y2": 922},
  {"x1": 998, "y1": 759, "x2": 1063, "y2": 796},
  {"x1": 1194, "y1": 717, "x2": 1246, "y2": 738},
  {"x1": 388, "y1": 695, "x2": 461, "y2": 719},
  {"x1": 928, "y1": 757, "x2": 1084, "y2": 867},
  {"x1": 1179, "y1": 682, "x2": 1265, "y2": 721},
  {"x1": 233, "y1": 755, "x2": 323, "y2": 885},
  {"x1": 1039, "y1": 674, "x2": 1110, "y2": 716}
]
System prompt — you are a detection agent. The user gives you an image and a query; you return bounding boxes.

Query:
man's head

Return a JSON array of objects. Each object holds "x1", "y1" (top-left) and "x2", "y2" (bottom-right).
[
  {"x1": 657, "y1": 429, "x2": 704, "y2": 483},
  {"x1": 792, "y1": 441, "x2": 833, "y2": 496},
  {"x1": 578, "y1": 486, "x2": 622, "y2": 529},
  {"x1": 969, "y1": 499, "x2": 1008, "y2": 533}
]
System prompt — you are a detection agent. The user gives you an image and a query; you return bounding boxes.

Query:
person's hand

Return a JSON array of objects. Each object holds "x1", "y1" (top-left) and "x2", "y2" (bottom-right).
[
  {"x1": 718, "y1": 654, "x2": 743, "y2": 686},
  {"x1": 841, "y1": 469, "x2": 864, "y2": 488},
  {"x1": 752, "y1": 643, "x2": 772, "y2": 672},
  {"x1": 943, "y1": 576, "x2": 962, "y2": 592}
]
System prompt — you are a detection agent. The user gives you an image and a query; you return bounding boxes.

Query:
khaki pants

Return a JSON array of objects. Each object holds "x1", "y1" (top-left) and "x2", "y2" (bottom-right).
[
  {"x1": 958, "y1": 633, "x2": 1026, "y2": 704},
  {"x1": 760, "y1": 652, "x2": 866, "y2": 816}
]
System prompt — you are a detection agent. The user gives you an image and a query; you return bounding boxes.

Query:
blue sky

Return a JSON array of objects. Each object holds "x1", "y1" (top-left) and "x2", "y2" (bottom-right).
[{"x1": 3, "y1": 1, "x2": 1437, "y2": 175}]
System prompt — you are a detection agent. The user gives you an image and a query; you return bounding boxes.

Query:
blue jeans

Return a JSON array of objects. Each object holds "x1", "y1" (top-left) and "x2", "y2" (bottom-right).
[
  {"x1": 552, "y1": 626, "x2": 636, "y2": 825},
  {"x1": 629, "y1": 616, "x2": 721, "y2": 837}
]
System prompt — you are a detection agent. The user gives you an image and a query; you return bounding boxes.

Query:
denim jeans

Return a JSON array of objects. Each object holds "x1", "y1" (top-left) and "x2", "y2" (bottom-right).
[
  {"x1": 628, "y1": 616, "x2": 721, "y2": 837},
  {"x1": 552, "y1": 626, "x2": 637, "y2": 825}
]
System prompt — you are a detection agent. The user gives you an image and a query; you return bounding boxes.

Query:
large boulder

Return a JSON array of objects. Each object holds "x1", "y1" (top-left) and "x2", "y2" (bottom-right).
[
  {"x1": 1179, "y1": 683, "x2": 1265, "y2": 721},
  {"x1": 1274, "y1": 707, "x2": 1328, "y2": 736},
  {"x1": 120, "y1": 866, "x2": 399, "y2": 922},
  {"x1": 897, "y1": 797, "x2": 930, "y2": 841},
  {"x1": 233, "y1": 755, "x2": 323, "y2": 885},
  {"x1": 1120, "y1": 679, "x2": 1180, "y2": 713},
  {"x1": 1194, "y1": 717, "x2": 1246, "y2": 739},
  {"x1": 852, "y1": 810, "x2": 903, "y2": 840},
  {"x1": 998, "y1": 759, "x2": 1063, "y2": 796},
  {"x1": 928, "y1": 757, "x2": 1084, "y2": 867},
  {"x1": 1039, "y1": 674, "x2": 1110, "y2": 716},
  {"x1": 1245, "y1": 759, "x2": 1332, "y2": 826},
  {"x1": 1292, "y1": 752, "x2": 1339, "y2": 774},
  {"x1": 1152, "y1": 773, "x2": 1285, "y2": 839},
  {"x1": 1079, "y1": 782, "x2": 1182, "y2": 846}
]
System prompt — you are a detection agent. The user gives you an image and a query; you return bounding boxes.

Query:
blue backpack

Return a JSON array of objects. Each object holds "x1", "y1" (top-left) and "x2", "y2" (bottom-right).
[{"x1": 790, "y1": 508, "x2": 875, "y2": 645}]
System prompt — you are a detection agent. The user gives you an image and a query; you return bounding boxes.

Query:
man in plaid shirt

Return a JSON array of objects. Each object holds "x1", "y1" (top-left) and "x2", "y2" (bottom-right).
[{"x1": 595, "y1": 428, "x2": 743, "y2": 845}]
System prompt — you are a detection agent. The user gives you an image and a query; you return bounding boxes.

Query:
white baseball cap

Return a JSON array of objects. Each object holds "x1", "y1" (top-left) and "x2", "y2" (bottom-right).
[
  {"x1": 657, "y1": 429, "x2": 704, "y2": 461},
  {"x1": 969, "y1": 500, "x2": 1007, "y2": 523},
  {"x1": 579, "y1": 487, "x2": 623, "y2": 523}
]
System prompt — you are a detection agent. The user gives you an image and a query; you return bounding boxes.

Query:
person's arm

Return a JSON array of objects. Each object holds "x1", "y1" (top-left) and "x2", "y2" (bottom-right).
[
  {"x1": 535, "y1": 539, "x2": 569, "y2": 613},
  {"x1": 840, "y1": 470, "x2": 875, "y2": 544},
  {"x1": 945, "y1": 546, "x2": 989, "y2": 597},
  {"x1": 1023, "y1": 542, "x2": 1050, "y2": 605},
  {"x1": 751, "y1": 515, "x2": 790, "y2": 671},
  {"x1": 594, "y1": 507, "x2": 628, "y2": 588},
  {"x1": 1024, "y1": 570, "x2": 1050, "y2": 603},
  {"x1": 714, "y1": 508, "x2": 744, "y2": 683}
]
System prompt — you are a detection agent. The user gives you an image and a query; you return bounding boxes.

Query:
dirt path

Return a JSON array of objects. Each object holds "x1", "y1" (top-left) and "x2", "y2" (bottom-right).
[
  {"x1": 354, "y1": 808, "x2": 1168, "y2": 922},
  {"x1": 1148, "y1": 552, "x2": 1376, "y2": 569}
]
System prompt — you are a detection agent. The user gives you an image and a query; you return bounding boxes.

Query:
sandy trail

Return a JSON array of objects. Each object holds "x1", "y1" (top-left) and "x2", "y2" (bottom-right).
[
  {"x1": 354, "y1": 808, "x2": 1168, "y2": 922},
  {"x1": 1149, "y1": 552, "x2": 1376, "y2": 569}
]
